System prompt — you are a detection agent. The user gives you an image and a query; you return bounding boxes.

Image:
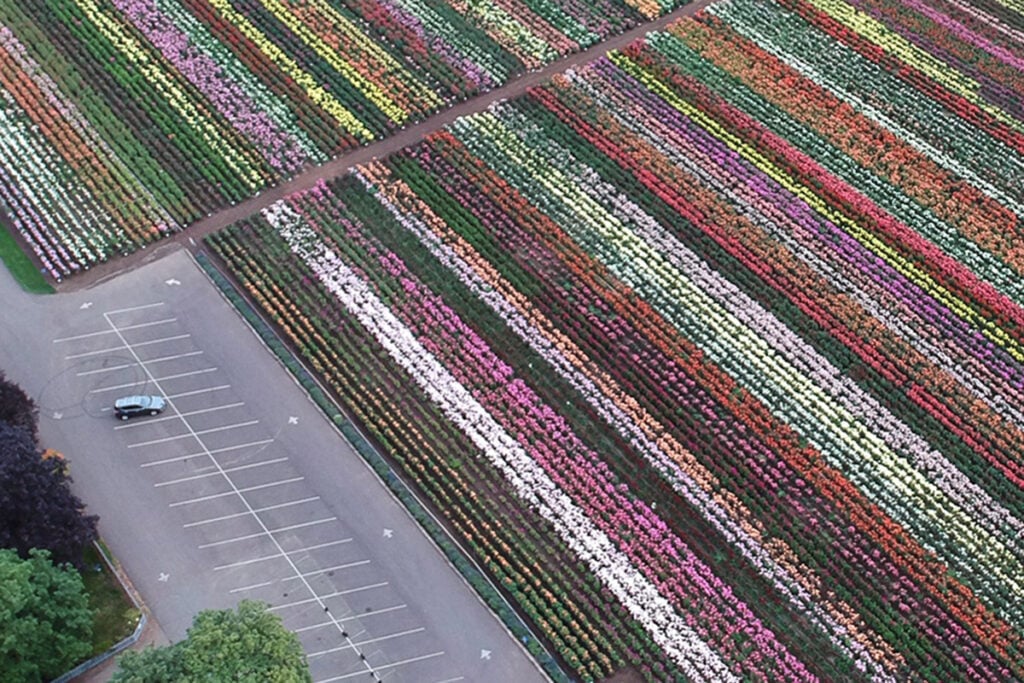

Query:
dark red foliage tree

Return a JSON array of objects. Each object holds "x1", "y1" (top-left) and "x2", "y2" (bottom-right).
[
  {"x1": 0, "y1": 371, "x2": 37, "y2": 443},
  {"x1": 0, "y1": 419, "x2": 97, "y2": 569}
]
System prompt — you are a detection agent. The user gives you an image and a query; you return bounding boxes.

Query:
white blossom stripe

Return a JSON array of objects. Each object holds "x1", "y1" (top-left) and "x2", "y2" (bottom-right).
[{"x1": 267, "y1": 199, "x2": 739, "y2": 682}]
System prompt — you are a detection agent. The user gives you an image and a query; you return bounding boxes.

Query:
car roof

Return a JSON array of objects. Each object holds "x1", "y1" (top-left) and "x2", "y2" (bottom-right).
[{"x1": 115, "y1": 395, "x2": 162, "y2": 408}]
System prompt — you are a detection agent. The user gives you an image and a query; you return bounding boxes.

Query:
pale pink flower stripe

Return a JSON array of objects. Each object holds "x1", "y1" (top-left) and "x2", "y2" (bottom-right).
[
  {"x1": 111, "y1": 0, "x2": 305, "y2": 174},
  {"x1": 936, "y1": 0, "x2": 1024, "y2": 61},
  {"x1": 0, "y1": 27, "x2": 177, "y2": 235},
  {"x1": 354, "y1": 164, "x2": 898, "y2": 679},
  {"x1": 901, "y1": 0, "x2": 1024, "y2": 72},
  {"x1": 555, "y1": 74, "x2": 1024, "y2": 555},
  {"x1": 267, "y1": 195, "x2": 739, "y2": 682},
  {"x1": 289, "y1": 182, "x2": 815, "y2": 680}
]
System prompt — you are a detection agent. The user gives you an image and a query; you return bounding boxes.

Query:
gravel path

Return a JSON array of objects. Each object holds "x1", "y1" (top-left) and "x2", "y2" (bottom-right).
[{"x1": 51, "y1": 0, "x2": 715, "y2": 292}]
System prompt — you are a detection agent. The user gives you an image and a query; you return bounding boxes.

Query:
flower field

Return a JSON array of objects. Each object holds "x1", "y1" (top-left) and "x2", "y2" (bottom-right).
[
  {"x1": 206, "y1": 0, "x2": 1024, "y2": 679},
  {"x1": 0, "y1": 0, "x2": 675, "y2": 281}
]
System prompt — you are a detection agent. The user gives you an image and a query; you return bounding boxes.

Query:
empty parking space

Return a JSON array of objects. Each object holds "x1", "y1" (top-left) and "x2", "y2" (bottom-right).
[{"x1": 53, "y1": 302, "x2": 474, "y2": 682}]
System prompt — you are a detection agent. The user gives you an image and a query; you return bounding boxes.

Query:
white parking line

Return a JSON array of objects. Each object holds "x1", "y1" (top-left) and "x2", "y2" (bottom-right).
[
  {"x1": 197, "y1": 517, "x2": 336, "y2": 549},
  {"x1": 214, "y1": 538, "x2": 352, "y2": 571},
  {"x1": 76, "y1": 362, "x2": 136, "y2": 377},
  {"x1": 141, "y1": 439, "x2": 274, "y2": 468},
  {"x1": 229, "y1": 560, "x2": 371, "y2": 593},
  {"x1": 99, "y1": 308, "x2": 368, "y2": 666},
  {"x1": 283, "y1": 560, "x2": 371, "y2": 582},
  {"x1": 54, "y1": 329, "x2": 118, "y2": 344},
  {"x1": 154, "y1": 457, "x2": 288, "y2": 487},
  {"x1": 105, "y1": 302, "x2": 166, "y2": 316},
  {"x1": 293, "y1": 605, "x2": 407, "y2": 633},
  {"x1": 64, "y1": 334, "x2": 192, "y2": 360},
  {"x1": 87, "y1": 367, "x2": 218, "y2": 394},
  {"x1": 182, "y1": 496, "x2": 318, "y2": 527},
  {"x1": 317, "y1": 652, "x2": 445, "y2": 682},
  {"x1": 168, "y1": 476, "x2": 304, "y2": 507},
  {"x1": 64, "y1": 345, "x2": 127, "y2": 360},
  {"x1": 116, "y1": 402, "x2": 246, "y2": 430},
  {"x1": 308, "y1": 628, "x2": 426, "y2": 658},
  {"x1": 229, "y1": 579, "x2": 276, "y2": 594},
  {"x1": 269, "y1": 582, "x2": 389, "y2": 612},
  {"x1": 53, "y1": 316, "x2": 176, "y2": 344},
  {"x1": 77, "y1": 350, "x2": 203, "y2": 376},
  {"x1": 165, "y1": 385, "x2": 231, "y2": 399},
  {"x1": 127, "y1": 420, "x2": 259, "y2": 448}
]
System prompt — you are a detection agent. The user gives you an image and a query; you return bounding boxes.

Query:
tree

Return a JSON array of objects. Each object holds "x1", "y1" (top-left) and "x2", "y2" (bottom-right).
[
  {"x1": 0, "y1": 371, "x2": 37, "y2": 445},
  {"x1": 0, "y1": 422, "x2": 98, "y2": 566},
  {"x1": 0, "y1": 548, "x2": 93, "y2": 681},
  {"x1": 112, "y1": 600, "x2": 312, "y2": 683}
]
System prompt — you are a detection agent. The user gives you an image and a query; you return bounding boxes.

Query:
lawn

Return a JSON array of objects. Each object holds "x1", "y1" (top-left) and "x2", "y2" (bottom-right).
[
  {"x1": 80, "y1": 542, "x2": 140, "y2": 656},
  {"x1": 0, "y1": 225, "x2": 53, "y2": 294}
]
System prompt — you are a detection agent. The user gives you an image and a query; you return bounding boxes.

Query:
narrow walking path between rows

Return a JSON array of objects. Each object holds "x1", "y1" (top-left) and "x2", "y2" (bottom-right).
[{"x1": 57, "y1": 0, "x2": 715, "y2": 293}]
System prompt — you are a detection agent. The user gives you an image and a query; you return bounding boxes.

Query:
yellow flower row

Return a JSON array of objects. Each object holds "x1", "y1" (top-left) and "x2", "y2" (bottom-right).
[
  {"x1": 991, "y1": 0, "x2": 1024, "y2": 19},
  {"x1": 75, "y1": 0, "x2": 262, "y2": 187},
  {"x1": 805, "y1": 0, "x2": 1024, "y2": 135},
  {"x1": 609, "y1": 50, "x2": 1024, "y2": 365},
  {"x1": 208, "y1": 0, "x2": 373, "y2": 141},
  {"x1": 468, "y1": 109, "x2": 1024, "y2": 615},
  {"x1": 260, "y1": 0, "x2": 408, "y2": 124},
  {"x1": 306, "y1": 0, "x2": 441, "y2": 111}
]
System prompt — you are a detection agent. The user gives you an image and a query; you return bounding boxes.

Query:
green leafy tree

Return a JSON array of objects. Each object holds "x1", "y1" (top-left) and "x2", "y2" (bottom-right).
[
  {"x1": 112, "y1": 600, "x2": 312, "y2": 683},
  {"x1": 0, "y1": 548, "x2": 93, "y2": 681}
]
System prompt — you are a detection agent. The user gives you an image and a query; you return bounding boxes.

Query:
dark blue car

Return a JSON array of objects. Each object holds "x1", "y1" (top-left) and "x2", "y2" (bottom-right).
[{"x1": 114, "y1": 395, "x2": 166, "y2": 420}]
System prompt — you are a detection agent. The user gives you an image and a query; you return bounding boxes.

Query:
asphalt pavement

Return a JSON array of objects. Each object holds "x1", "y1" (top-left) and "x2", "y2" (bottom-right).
[{"x1": 0, "y1": 246, "x2": 549, "y2": 683}]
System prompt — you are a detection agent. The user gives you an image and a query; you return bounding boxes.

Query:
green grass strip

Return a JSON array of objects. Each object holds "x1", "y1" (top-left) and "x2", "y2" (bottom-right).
[{"x1": 0, "y1": 224, "x2": 54, "y2": 293}]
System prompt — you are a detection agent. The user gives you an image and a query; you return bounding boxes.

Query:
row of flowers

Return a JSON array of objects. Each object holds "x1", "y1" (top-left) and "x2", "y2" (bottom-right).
[
  {"x1": 379, "y1": 129, "x2": 1022, "y2": 678},
  {"x1": 203, "y1": 0, "x2": 1024, "y2": 679},
  {"x1": 208, "y1": 209, "x2": 683, "y2": 681},
  {"x1": 417, "y1": 96, "x2": 1024, "y2": 663},
  {"x1": 0, "y1": 0, "x2": 682, "y2": 279}
]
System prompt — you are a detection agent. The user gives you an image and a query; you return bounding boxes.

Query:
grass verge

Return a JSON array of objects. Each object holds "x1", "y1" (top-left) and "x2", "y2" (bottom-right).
[
  {"x1": 0, "y1": 225, "x2": 54, "y2": 294},
  {"x1": 81, "y1": 542, "x2": 140, "y2": 655}
]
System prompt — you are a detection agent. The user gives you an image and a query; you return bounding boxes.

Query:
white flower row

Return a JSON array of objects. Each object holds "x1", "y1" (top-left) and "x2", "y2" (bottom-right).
[
  {"x1": 567, "y1": 71, "x2": 1024, "y2": 434},
  {"x1": 266, "y1": 198, "x2": 739, "y2": 681},
  {"x1": 454, "y1": 106, "x2": 1024, "y2": 627},
  {"x1": 0, "y1": 87, "x2": 107, "y2": 272},
  {"x1": 0, "y1": 26, "x2": 178, "y2": 235},
  {"x1": 355, "y1": 165, "x2": 894, "y2": 679},
  {"x1": 709, "y1": 0, "x2": 1024, "y2": 214}
]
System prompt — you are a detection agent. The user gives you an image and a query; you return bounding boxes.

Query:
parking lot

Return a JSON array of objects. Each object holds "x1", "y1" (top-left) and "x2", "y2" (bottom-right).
[{"x1": 6, "y1": 250, "x2": 547, "y2": 683}]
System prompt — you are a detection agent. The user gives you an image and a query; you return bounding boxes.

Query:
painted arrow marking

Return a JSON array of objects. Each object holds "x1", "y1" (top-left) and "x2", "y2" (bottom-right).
[
  {"x1": 80, "y1": 301, "x2": 93, "y2": 309},
  {"x1": 480, "y1": 649, "x2": 491, "y2": 660},
  {"x1": 165, "y1": 278, "x2": 181, "y2": 286},
  {"x1": 382, "y1": 528, "x2": 393, "y2": 539}
]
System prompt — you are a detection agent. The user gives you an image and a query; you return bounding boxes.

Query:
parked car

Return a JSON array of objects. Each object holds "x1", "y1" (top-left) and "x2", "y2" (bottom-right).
[{"x1": 113, "y1": 395, "x2": 166, "y2": 420}]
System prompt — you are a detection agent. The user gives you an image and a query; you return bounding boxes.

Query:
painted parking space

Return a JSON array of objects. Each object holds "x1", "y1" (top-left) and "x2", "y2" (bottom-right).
[{"x1": 51, "y1": 300, "x2": 477, "y2": 683}]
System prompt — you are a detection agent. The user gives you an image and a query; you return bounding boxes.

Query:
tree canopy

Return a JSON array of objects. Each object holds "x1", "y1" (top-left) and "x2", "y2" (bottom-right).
[
  {"x1": 112, "y1": 600, "x2": 312, "y2": 683},
  {"x1": 0, "y1": 371, "x2": 37, "y2": 443},
  {"x1": 0, "y1": 548, "x2": 93, "y2": 681},
  {"x1": 0, "y1": 421, "x2": 98, "y2": 566}
]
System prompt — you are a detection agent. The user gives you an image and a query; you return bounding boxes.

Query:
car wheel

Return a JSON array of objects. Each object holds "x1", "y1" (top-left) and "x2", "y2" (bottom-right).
[
  {"x1": 119, "y1": 414, "x2": 129, "y2": 421},
  {"x1": 149, "y1": 410, "x2": 159, "y2": 416}
]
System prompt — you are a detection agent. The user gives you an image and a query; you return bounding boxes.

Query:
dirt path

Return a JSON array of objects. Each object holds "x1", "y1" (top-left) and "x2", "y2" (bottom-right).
[{"x1": 55, "y1": 0, "x2": 715, "y2": 293}]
